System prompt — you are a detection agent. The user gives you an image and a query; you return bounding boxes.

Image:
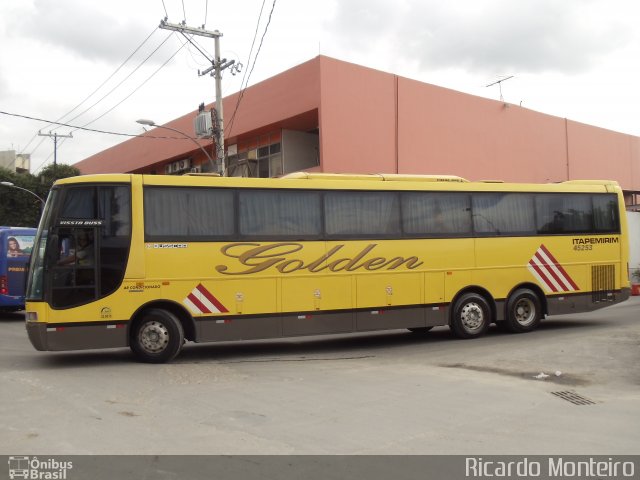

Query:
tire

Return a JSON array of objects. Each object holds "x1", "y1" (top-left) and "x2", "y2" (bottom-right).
[
  {"x1": 504, "y1": 288, "x2": 542, "y2": 333},
  {"x1": 450, "y1": 293, "x2": 491, "y2": 339},
  {"x1": 131, "y1": 308, "x2": 184, "y2": 363},
  {"x1": 408, "y1": 326, "x2": 434, "y2": 334}
]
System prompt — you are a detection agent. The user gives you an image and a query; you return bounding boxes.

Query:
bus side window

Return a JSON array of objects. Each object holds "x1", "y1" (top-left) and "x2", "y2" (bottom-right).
[
  {"x1": 51, "y1": 229, "x2": 76, "y2": 289},
  {"x1": 54, "y1": 229, "x2": 78, "y2": 264},
  {"x1": 58, "y1": 233, "x2": 73, "y2": 262}
]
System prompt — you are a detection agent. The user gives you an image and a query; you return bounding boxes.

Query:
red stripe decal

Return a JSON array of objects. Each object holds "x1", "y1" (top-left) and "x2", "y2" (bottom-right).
[
  {"x1": 196, "y1": 284, "x2": 229, "y2": 313},
  {"x1": 188, "y1": 292, "x2": 211, "y2": 314},
  {"x1": 529, "y1": 259, "x2": 558, "y2": 292},
  {"x1": 539, "y1": 244, "x2": 579, "y2": 290},
  {"x1": 534, "y1": 251, "x2": 570, "y2": 291}
]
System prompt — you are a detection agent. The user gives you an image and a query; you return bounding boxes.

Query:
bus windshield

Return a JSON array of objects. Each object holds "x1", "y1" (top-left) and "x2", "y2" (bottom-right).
[
  {"x1": 26, "y1": 189, "x2": 58, "y2": 301},
  {"x1": 26, "y1": 184, "x2": 131, "y2": 306}
]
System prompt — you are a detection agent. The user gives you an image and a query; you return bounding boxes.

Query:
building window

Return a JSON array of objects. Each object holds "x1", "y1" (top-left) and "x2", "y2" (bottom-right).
[{"x1": 227, "y1": 133, "x2": 282, "y2": 178}]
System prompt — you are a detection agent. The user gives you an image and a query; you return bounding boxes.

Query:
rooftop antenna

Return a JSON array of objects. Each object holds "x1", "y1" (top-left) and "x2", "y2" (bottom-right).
[{"x1": 485, "y1": 75, "x2": 514, "y2": 102}]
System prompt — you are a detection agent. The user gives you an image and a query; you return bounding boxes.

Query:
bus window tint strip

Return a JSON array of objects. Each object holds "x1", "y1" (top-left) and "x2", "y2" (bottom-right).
[
  {"x1": 324, "y1": 191, "x2": 401, "y2": 237},
  {"x1": 60, "y1": 187, "x2": 96, "y2": 219},
  {"x1": 239, "y1": 190, "x2": 321, "y2": 237},
  {"x1": 472, "y1": 193, "x2": 536, "y2": 235},
  {"x1": 402, "y1": 192, "x2": 471, "y2": 236},
  {"x1": 536, "y1": 193, "x2": 618, "y2": 234},
  {"x1": 142, "y1": 187, "x2": 620, "y2": 241},
  {"x1": 144, "y1": 187, "x2": 235, "y2": 239}
]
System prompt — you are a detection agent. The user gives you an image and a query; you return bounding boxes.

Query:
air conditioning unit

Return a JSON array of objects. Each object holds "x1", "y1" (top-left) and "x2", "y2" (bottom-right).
[
  {"x1": 194, "y1": 111, "x2": 213, "y2": 138},
  {"x1": 178, "y1": 159, "x2": 190, "y2": 171},
  {"x1": 190, "y1": 166, "x2": 201, "y2": 173},
  {"x1": 164, "y1": 164, "x2": 172, "y2": 174},
  {"x1": 171, "y1": 162, "x2": 180, "y2": 173}
]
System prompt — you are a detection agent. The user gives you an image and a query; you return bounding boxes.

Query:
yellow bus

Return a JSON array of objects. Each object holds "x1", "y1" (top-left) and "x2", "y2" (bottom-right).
[{"x1": 25, "y1": 173, "x2": 630, "y2": 362}]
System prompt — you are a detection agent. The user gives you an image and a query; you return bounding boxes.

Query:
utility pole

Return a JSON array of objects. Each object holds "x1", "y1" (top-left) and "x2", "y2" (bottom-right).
[
  {"x1": 159, "y1": 19, "x2": 237, "y2": 175},
  {"x1": 38, "y1": 131, "x2": 73, "y2": 177}
]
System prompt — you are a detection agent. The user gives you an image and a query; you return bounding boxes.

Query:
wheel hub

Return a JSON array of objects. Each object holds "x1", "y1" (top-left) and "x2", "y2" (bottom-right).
[
  {"x1": 461, "y1": 303, "x2": 484, "y2": 331},
  {"x1": 514, "y1": 298, "x2": 535, "y2": 326},
  {"x1": 139, "y1": 320, "x2": 169, "y2": 353}
]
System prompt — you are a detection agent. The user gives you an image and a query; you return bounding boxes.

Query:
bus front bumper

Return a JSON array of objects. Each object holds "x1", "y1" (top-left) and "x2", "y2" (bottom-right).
[
  {"x1": 26, "y1": 321, "x2": 129, "y2": 352},
  {"x1": 26, "y1": 322, "x2": 48, "y2": 351}
]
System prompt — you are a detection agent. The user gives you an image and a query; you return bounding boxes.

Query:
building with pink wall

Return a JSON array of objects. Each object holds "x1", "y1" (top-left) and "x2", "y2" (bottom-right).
[{"x1": 75, "y1": 55, "x2": 640, "y2": 205}]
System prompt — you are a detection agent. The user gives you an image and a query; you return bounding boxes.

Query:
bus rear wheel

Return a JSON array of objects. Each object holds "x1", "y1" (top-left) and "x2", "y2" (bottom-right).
[
  {"x1": 450, "y1": 293, "x2": 491, "y2": 339},
  {"x1": 504, "y1": 289, "x2": 542, "y2": 333},
  {"x1": 131, "y1": 308, "x2": 184, "y2": 363}
]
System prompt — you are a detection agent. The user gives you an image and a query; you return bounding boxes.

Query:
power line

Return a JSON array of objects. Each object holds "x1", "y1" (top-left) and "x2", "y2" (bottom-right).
[
  {"x1": 38, "y1": 131, "x2": 73, "y2": 177},
  {"x1": 246, "y1": 0, "x2": 277, "y2": 89},
  {"x1": 227, "y1": 0, "x2": 277, "y2": 136},
  {"x1": 71, "y1": 34, "x2": 190, "y2": 133},
  {"x1": 45, "y1": 32, "x2": 176, "y2": 160},
  {"x1": 226, "y1": 0, "x2": 269, "y2": 136},
  {"x1": 159, "y1": 19, "x2": 237, "y2": 175},
  {"x1": 29, "y1": 33, "x2": 190, "y2": 173},
  {"x1": 239, "y1": 0, "x2": 267, "y2": 91},
  {"x1": 21, "y1": 27, "x2": 162, "y2": 166},
  {"x1": 191, "y1": 35, "x2": 215, "y2": 63},
  {"x1": 179, "y1": 31, "x2": 213, "y2": 63},
  {"x1": 28, "y1": 137, "x2": 48, "y2": 160},
  {"x1": 186, "y1": 42, "x2": 210, "y2": 68},
  {"x1": 1, "y1": 110, "x2": 201, "y2": 140},
  {"x1": 56, "y1": 27, "x2": 160, "y2": 127},
  {"x1": 15, "y1": 35, "x2": 185, "y2": 175},
  {"x1": 64, "y1": 32, "x2": 174, "y2": 126},
  {"x1": 20, "y1": 26, "x2": 159, "y2": 155},
  {"x1": 2, "y1": 110, "x2": 134, "y2": 137}
]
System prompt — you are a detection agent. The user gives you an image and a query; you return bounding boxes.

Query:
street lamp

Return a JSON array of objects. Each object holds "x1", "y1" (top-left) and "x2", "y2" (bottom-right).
[
  {"x1": 0, "y1": 181, "x2": 45, "y2": 208},
  {"x1": 136, "y1": 119, "x2": 216, "y2": 173}
]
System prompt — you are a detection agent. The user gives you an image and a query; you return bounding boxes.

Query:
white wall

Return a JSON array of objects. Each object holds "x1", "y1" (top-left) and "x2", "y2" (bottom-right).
[
  {"x1": 627, "y1": 211, "x2": 640, "y2": 277},
  {"x1": 0, "y1": 150, "x2": 16, "y2": 170},
  {"x1": 282, "y1": 130, "x2": 319, "y2": 173}
]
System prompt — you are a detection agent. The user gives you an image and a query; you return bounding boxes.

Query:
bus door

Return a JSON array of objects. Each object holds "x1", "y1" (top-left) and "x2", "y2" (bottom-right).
[{"x1": 49, "y1": 225, "x2": 100, "y2": 308}]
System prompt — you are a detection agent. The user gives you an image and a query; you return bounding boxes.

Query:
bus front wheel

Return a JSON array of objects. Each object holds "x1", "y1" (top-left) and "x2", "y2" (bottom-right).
[
  {"x1": 131, "y1": 308, "x2": 184, "y2": 363},
  {"x1": 450, "y1": 293, "x2": 491, "y2": 339},
  {"x1": 504, "y1": 289, "x2": 542, "y2": 333}
]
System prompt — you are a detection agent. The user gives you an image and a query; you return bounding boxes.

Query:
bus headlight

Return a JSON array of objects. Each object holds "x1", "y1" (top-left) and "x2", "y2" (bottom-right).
[{"x1": 25, "y1": 312, "x2": 38, "y2": 322}]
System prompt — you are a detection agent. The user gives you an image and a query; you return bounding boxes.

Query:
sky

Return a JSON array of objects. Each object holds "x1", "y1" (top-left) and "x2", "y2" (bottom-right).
[{"x1": 1, "y1": 0, "x2": 639, "y2": 174}]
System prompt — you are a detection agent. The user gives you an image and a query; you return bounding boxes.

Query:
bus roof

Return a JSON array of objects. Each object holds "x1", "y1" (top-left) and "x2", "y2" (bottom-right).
[
  {"x1": 281, "y1": 172, "x2": 470, "y2": 183},
  {"x1": 54, "y1": 173, "x2": 621, "y2": 194}
]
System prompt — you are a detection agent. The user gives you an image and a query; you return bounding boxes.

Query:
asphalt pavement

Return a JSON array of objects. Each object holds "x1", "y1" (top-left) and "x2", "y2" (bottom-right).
[{"x1": 1, "y1": 297, "x2": 639, "y2": 455}]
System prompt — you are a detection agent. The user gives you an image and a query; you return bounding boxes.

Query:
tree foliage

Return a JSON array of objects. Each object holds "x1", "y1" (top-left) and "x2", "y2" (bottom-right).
[{"x1": 0, "y1": 164, "x2": 81, "y2": 227}]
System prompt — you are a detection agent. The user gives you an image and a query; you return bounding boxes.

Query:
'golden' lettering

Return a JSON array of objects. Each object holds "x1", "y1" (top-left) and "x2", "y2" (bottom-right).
[
  {"x1": 216, "y1": 243, "x2": 304, "y2": 275},
  {"x1": 215, "y1": 242, "x2": 424, "y2": 275}
]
